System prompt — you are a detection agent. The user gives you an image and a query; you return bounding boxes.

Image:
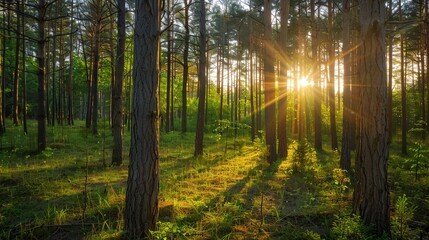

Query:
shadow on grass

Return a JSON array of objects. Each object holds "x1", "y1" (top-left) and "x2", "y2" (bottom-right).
[{"x1": 1, "y1": 181, "x2": 126, "y2": 239}]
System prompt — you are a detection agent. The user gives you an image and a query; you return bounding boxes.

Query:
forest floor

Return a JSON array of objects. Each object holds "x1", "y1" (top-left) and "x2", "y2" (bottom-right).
[{"x1": 0, "y1": 120, "x2": 428, "y2": 239}]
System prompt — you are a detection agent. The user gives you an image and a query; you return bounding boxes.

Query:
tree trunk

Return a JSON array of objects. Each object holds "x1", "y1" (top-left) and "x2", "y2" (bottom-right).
[
  {"x1": 58, "y1": 7, "x2": 64, "y2": 126},
  {"x1": 22, "y1": 0, "x2": 27, "y2": 134},
  {"x1": 400, "y1": 0, "x2": 407, "y2": 155},
  {"x1": 387, "y1": 0, "x2": 393, "y2": 142},
  {"x1": 37, "y1": 0, "x2": 47, "y2": 152},
  {"x1": 328, "y1": 0, "x2": 338, "y2": 150},
  {"x1": 312, "y1": 0, "x2": 322, "y2": 151},
  {"x1": 125, "y1": 0, "x2": 160, "y2": 237},
  {"x1": 264, "y1": 0, "x2": 276, "y2": 163},
  {"x1": 249, "y1": 13, "x2": 255, "y2": 141},
  {"x1": 13, "y1": 1, "x2": 21, "y2": 126},
  {"x1": 52, "y1": 17, "x2": 57, "y2": 127},
  {"x1": 165, "y1": 0, "x2": 171, "y2": 132},
  {"x1": 0, "y1": 5, "x2": 5, "y2": 134},
  {"x1": 181, "y1": 0, "x2": 191, "y2": 133},
  {"x1": 353, "y1": 0, "x2": 390, "y2": 235},
  {"x1": 68, "y1": 0, "x2": 74, "y2": 125},
  {"x1": 112, "y1": 0, "x2": 125, "y2": 166},
  {"x1": 219, "y1": 46, "x2": 224, "y2": 121},
  {"x1": 195, "y1": 0, "x2": 206, "y2": 157},
  {"x1": 278, "y1": 0, "x2": 290, "y2": 158},
  {"x1": 109, "y1": 7, "x2": 115, "y2": 127},
  {"x1": 426, "y1": 0, "x2": 429, "y2": 129},
  {"x1": 257, "y1": 55, "x2": 262, "y2": 138},
  {"x1": 420, "y1": 0, "x2": 426, "y2": 139},
  {"x1": 91, "y1": 26, "x2": 101, "y2": 135},
  {"x1": 340, "y1": 0, "x2": 352, "y2": 172}
]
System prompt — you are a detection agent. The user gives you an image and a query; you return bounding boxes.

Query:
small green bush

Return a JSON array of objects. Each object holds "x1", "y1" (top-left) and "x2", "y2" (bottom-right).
[
  {"x1": 150, "y1": 221, "x2": 193, "y2": 240},
  {"x1": 392, "y1": 194, "x2": 416, "y2": 240},
  {"x1": 331, "y1": 214, "x2": 369, "y2": 240}
]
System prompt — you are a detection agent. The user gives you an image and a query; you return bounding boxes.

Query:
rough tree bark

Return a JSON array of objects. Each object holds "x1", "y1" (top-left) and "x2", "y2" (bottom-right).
[
  {"x1": 111, "y1": 0, "x2": 125, "y2": 166},
  {"x1": 353, "y1": 0, "x2": 390, "y2": 235},
  {"x1": 399, "y1": 0, "x2": 407, "y2": 155},
  {"x1": 328, "y1": 0, "x2": 338, "y2": 150},
  {"x1": 278, "y1": 0, "x2": 290, "y2": 158},
  {"x1": 264, "y1": 0, "x2": 276, "y2": 163},
  {"x1": 340, "y1": 0, "x2": 352, "y2": 172},
  {"x1": 312, "y1": 0, "x2": 322, "y2": 150},
  {"x1": 194, "y1": 0, "x2": 206, "y2": 156},
  {"x1": 13, "y1": 1, "x2": 21, "y2": 126},
  {"x1": 0, "y1": 6, "x2": 5, "y2": 134},
  {"x1": 22, "y1": 0, "x2": 27, "y2": 134},
  {"x1": 125, "y1": 0, "x2": 160, "y2": 238},
  {"x1": 37, "y1": 0, "x2": 47, "y2": 151},
  {"x1": 181, "y1": 0, "x2": 191, "y2": 133}
]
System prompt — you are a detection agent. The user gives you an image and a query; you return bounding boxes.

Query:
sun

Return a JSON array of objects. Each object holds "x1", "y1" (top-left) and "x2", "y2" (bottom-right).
[{"x1": 298, "y1": 76, "x2": 311, "y2": 89}]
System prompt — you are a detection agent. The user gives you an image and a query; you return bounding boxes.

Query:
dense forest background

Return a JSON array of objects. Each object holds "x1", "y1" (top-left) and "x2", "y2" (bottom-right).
[{"x1": 0, "y1": 0, "x2": 429, "y2": 239}]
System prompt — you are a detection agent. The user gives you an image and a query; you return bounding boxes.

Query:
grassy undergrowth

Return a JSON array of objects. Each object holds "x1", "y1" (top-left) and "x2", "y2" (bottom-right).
[{"x1": 0, "y1": 120, "x2": 428, "y2": 239}]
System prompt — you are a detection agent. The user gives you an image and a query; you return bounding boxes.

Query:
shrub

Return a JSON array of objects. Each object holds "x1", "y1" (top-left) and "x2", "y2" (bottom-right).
[
  {"x1": 331, "y1": 214, "x2": 369, "y2": 240},
  {"x1": 392, "y1": 194, "x2": 416, "y2": 240}
]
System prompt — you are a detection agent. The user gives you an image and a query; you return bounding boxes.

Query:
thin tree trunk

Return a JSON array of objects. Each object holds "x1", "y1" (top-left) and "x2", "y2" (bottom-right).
[
  {"x1": 165, "y1": 0, "x2": 171, "y2": 132},
  {"x1": 420, "y1": 1, "x2": 426, "y2": 138},
  {"x1": 22, "y1": 0, "x2": 27, "y2": 134},
  {"x1": 181, "y1": 0, "x2": 191, "y2": 133},
  {"x1": 427, "y1": 0, "x2": 429, "y2": 129},
  {"x1": 340, "y1": 0, "x2": 352, "y2": 172},
  {"x1": 257, "y1": 55, "x2": 262, "y2": 138},
  {"x1": 264, "y1": 0, "x2": 276, "y2": 163},
  {"x1": 37, "y1": 0, "x2": 47, "y2": 152},
  {"x1": 91, "y1": 25, "x2": 101, "y2": 135},
  {"x1": 0, "y1": 3, "x2": 5, "y2": 134},
  {"x1": 312, "y1": 0, "x2": 322, "y2": 150},
  {"x1": 278, "y1": 0, "x2": 290, "y2": 158},
  {"x1": 195, "y1": 0, "x2": 206, "y2": 156},
  {"x1": 400, "y1": 0, "x2": 407, "y2": 155},
  {"x1": 54, "y1": 6, "x2": 64, "y2": 126},
  {"x1": 328, "y1": 0, "x2": 338, "y2": 150},
  {"x1": 59, "y1": 12, "x2": 64, "y2": 125},
  {"x1": 220, "y1": 46, "x2": 224, "y2": 121},
  {"x1": 13, "y1": 1, "x2": 21, "y2": 126},
  {"x1": 109, "y1": 7, "x2": 115, "y2": 127},
  {"x1": 249, "y1": 14, "x2": 255, "y2": 141},
  {"x1": 112, "y1": 0, "x2": 125, "y2": 166},
  {"x1": 68, "y1": 0, "x2": 74, "y2": 125},
  {"x1": 52, "y1": 17, "x2": 57, "y2": 126},
  {"x1": 387, "y1": 0, "x2": 393, "y2": 142}
]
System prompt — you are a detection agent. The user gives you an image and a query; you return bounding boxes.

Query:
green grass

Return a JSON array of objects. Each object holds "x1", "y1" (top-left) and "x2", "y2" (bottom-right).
[{"x1": 0, "y1": 120, "x2": 428, "y2": 239}]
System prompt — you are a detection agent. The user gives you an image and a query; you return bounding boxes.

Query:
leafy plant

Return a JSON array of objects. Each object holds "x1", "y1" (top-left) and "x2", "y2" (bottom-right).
[
  {"x1": 407, "y1": 141, "x2": 429, "y2": 181},
  {"x1": 331, "y1": 214, "x2": 370, "y2": 240},
  {"x1": 392, "y1": 194, "x2": 416, "y2": 240},
  {"x1": 332, "y1": 168, "x2": 350, "y2": 200},
  {"x1": 40, "y1": 147, "x2": 54, "y2": 159},
  {"x1": 150, "y1": 221, "x2": 192, "y2": 240},
  {"x1": 291, "y1": 140, "x2": 319, "y2": 178}
]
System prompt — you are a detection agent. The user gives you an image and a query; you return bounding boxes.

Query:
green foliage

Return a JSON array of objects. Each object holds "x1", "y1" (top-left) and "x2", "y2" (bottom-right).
[
  {"x1": 45, "y1": 205, "x2": 68, "y2": 225},
  {"x1": 212, "y1": 119, "x2": 250, "y2": 139},
  {"x1": 331, "y1": 168, "x2": 350, "y2": 200},
  {"x1": 291, "y1": 140, "x2": 319, "y2": 178},
  {"x1": 407, "y1": 121, "x2": 429, "y2": 181},
  {"x1": 150, "y1": 221, "x2": 193, "y2": 240},
  {"x1": 331, "y1": 214, "x2": 370, "y2": 240},
  {"x1": 407, "y1": 141, "x2": 429, "y2": 181},
  {"x1": 392, "y1": 194, "x2": 417, "y2": 240},
  {"x1": 40, "y1": 147, "x2": 54, "y2": 159}
]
